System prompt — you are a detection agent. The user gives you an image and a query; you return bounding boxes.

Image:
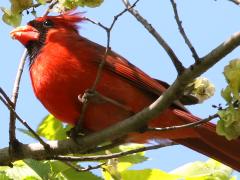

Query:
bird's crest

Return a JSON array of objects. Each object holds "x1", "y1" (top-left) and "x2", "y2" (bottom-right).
[{"x1": 35, "y1": 11, "x2": 84, "y2": 29}]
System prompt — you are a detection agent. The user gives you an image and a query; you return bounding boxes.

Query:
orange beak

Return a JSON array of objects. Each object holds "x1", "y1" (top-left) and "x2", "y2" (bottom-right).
[{"x1": 10, "y1": 25, "x2": 39, "y2": 46}]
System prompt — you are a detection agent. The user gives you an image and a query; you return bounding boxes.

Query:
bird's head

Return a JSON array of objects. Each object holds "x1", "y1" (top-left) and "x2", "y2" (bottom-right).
[
  {"x1": 10, "y1": 12, "x2": 84, "y2": 46},
  {"x1": 10, "y1": 12, "x2": 84, "y2": 64}
]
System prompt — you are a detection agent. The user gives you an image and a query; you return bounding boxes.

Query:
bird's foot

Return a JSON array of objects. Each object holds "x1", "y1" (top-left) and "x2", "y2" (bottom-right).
[{"x1": 67, "y1": 126, "x2": 90, "y2": 144}]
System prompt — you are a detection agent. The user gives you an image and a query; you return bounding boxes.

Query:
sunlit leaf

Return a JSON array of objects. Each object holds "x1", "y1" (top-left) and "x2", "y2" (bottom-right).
[
  {"x1": 0, "y1": 171, "x2": 10, "y2": 180},
  {"x1": 5, "y1": 161, "x2": 41, "y2": 180},
  {"x1": 217, "y1": 107, "x2": 240, "y2": 140},
  {"x1": 1, "y1": 7, "x2": 22, "y2": 27},
  {"x1": 24, "y1": 159, "x2": 50, "y2": 179},
  {"x1": 223, "y1": 59, "x2": 240, "y2": 100},
  {"x1": 170, "y1": 159, "x2": 233, "y2": 180},
  {"x1": 50, "y1": 161, "x2": 101, "y2": 180},
  {"x1": 10, "y1": 0, "x2": 33, "y2": 14},
  {"x1": 221, "y1": 86, "x2": 232, "y2": 103},
  {"x1": 122, "y1": 169, "x2": 180, "y2": 180},
  {"x1": 37, "y1": 114, "x2": 72, "y2": 140},
  {"x1": 59, "y1": 0, "x2": 104, "y2": 9}
]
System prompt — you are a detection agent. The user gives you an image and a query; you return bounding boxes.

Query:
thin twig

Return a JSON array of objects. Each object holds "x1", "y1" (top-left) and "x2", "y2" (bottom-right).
[
  {"x1": 0, "y1": 87, "x2": 13, "y2": 106},
  {"x1": 228, "y1": 0, "x2": 240, "y2": 5},
  {"x1": 170, "y1": 0, "x2": 200, "y2": 62},
  {"x1": 43, "y1": 0, "x2": 58, "y2": 16},
  {"x1": 9, "y1": 49, "x2": 27, "y2": 158},
  {"x1": 26, "y1": 0, "x2": 53, "y2": 11},
  {"x1": 86, "y1": 138, "x2": 125, "y2": 154},
  {"x1": 53, "y1": 141, "x2": 176, "y2": 161},
  {"x1": 64, "y1": 161, "x2": 106, "y2": 172},
  {"x1": 73, "y1": 2, "x2": 139, "y2": 136},
  {"x1": 148, "y1": 114, "x2": 218, "y2": 132},
  {"x1": 122, "y1": 0, "x2": 185, "y2": 74},
  {"x1": 0, "y1": 96, "x2": 51, "y2": 152}
]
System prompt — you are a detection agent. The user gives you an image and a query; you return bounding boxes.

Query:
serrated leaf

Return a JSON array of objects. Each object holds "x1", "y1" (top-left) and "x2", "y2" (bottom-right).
[
  {"x1": 50, "y1": 161, "x2": 101, "y2": 180},
  {"x1": 224, "y1": 59, "x2": 240, "y2": 100},
  {"x1": 117, "y1": 144, "x2": 148, "y2": 165},
  {"x1": 37, "y1": 114, "x2": 72, "y2": 140},
  {"x1": 10, "y1": 0, "x2": 33, "y2": 14},
  {"x1": 5, "y1": 161, "x2": 41, "y2": 180},
  {"x1": 170, "y1": 159, "x2": 233, "y2": 180},
  {"x1": 24, "y1": 159, "x2": 51, "y2": 179},
  {"x1": 217, "y1": 108, "x2": 240, "y2": 140},
  {"x1": 221, "y1": 86, "x2": 232, "y2": 103}
]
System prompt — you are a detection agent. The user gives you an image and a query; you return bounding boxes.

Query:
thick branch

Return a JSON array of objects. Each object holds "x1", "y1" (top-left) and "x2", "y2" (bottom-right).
[{"x1": 0, "y1": 31, "x2": 240, "y2": 164}]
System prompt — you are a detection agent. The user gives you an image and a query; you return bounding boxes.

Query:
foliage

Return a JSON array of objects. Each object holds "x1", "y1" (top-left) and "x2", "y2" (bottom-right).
[
  {"x1": 1, "y1": 0, "x2": 104, "y2": 27},
  {"x1": 9, "y1": 116, "x2": 233, "y2": 179},
  {"x1": 217, "y1": 59, "x2": 240, "y2": 140}
]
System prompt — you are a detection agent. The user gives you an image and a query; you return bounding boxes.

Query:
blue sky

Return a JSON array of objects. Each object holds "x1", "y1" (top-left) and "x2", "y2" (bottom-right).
[{"x1": 1, "y1": 0, "x2": 240, "y2": 177}]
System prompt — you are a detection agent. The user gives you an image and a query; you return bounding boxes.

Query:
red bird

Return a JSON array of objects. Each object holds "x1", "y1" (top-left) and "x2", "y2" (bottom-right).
[{"x1": 11, "y1": 13, "x2": 240, "y2": 170}]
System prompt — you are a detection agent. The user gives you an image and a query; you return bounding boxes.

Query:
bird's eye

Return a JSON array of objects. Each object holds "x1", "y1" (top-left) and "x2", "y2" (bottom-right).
[{"x1": 43, "y1": 20, "x2": 53, "y2": 28}]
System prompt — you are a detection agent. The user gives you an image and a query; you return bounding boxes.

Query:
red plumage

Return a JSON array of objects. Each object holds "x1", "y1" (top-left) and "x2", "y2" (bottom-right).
[{"x1": 11, "y1": 13, "x2": 240, "y2": 171}]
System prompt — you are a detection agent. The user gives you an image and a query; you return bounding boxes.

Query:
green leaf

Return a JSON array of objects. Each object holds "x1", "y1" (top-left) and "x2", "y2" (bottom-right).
[
  {"x1": 24, "y1": 159, "x2": 51, "y2": 179},
  {"x1": 59, "y1": 0, "x2": 104, "y2": 9},
  {"x1": 223, "y1": 59, "x2": 240, "y2": 100},
  {"x1": 37, "y1": 114, "x2": 72, "y2": 140},
  {"x1": 121, "y1": 169, "x2": 180, "y2": 180},
  {"x1": 1, "y1": 7, "x2": 22, "y2": 27},
  {"x1": 49, "y1": 161, "x2": 102, "y2": 180},
  {"x1": 10, "y1": 0, "x2": 33, "y2": 14},
  {"x1": 36, "y1": 0, "x2": 47, "y2": 5},
  {"x1": 17, "y1": 128, "x2": 36, "y2": 139},
  {"x1": 221, "y1": 86, "x2": 232, "y2": 103},
  {"x1": 23, "y1": 176, "x2": 40, "y2": 180},
  {"x1": 5, "y1": 161, "x2": 41, "y2": 180},
  {"x1": 170, "y1": 159, "x2": 233, "y2": 180},
  {"x1": 77, "y1": 0, "x2": 104, "y2": 7},
  {"x1": 217, "y1": 108, "x2": 240, "y2": 140},
  {"x1": 102, "y1": 144, "x2": 148, "y2": 180},
  {"x1": 0, "y1": 171, "x2": 11, "y2": 180}
]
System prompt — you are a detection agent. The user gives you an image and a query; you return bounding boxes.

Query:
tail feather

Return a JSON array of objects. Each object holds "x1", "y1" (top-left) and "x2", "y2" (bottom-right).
[{"x1": 175, "y1": 109, "x2": 240, "y2": 171}]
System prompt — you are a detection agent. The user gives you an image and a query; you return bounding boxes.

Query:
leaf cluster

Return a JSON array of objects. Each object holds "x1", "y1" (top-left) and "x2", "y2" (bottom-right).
[{"x1": 217, "y1": 59, "x2": 240, "y2": 140}]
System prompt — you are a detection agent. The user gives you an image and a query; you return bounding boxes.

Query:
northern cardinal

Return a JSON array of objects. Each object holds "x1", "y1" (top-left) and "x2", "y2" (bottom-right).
[{"x1": 10, "y1": 12, "x2": 240, "y2": 171}]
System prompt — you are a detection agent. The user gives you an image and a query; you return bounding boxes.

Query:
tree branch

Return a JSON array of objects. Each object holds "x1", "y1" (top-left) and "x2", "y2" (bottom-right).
[
  {"x1": 64, "y1": 161, "x2": 106, "y2": 172},
  {"x1": 1, "y1": 31, "x2": 240, "y2": 164},
  {"x1": 122, "y1": 0, "x2": 185, "y2": 74},
  {"x1": 170, "y1": 0, "x2": 200, "y2": 62},
  {"x1": 228, "y1": 0, "x2": 240, "y2": 5},
  {"x1": 9, "y1": 49, "x2": 27, "y2": 158},
  {"x1": 148, "y1": 114, "x2": 218, "y2": 132},
  {"x1": 54, "y1": 141, "x2": 176, "y2": 161}
]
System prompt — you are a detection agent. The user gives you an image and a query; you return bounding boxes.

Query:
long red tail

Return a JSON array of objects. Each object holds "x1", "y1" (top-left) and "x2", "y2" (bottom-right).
[{"x1": 174, "y1": 110, "x2": 240, "y2": 171}]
